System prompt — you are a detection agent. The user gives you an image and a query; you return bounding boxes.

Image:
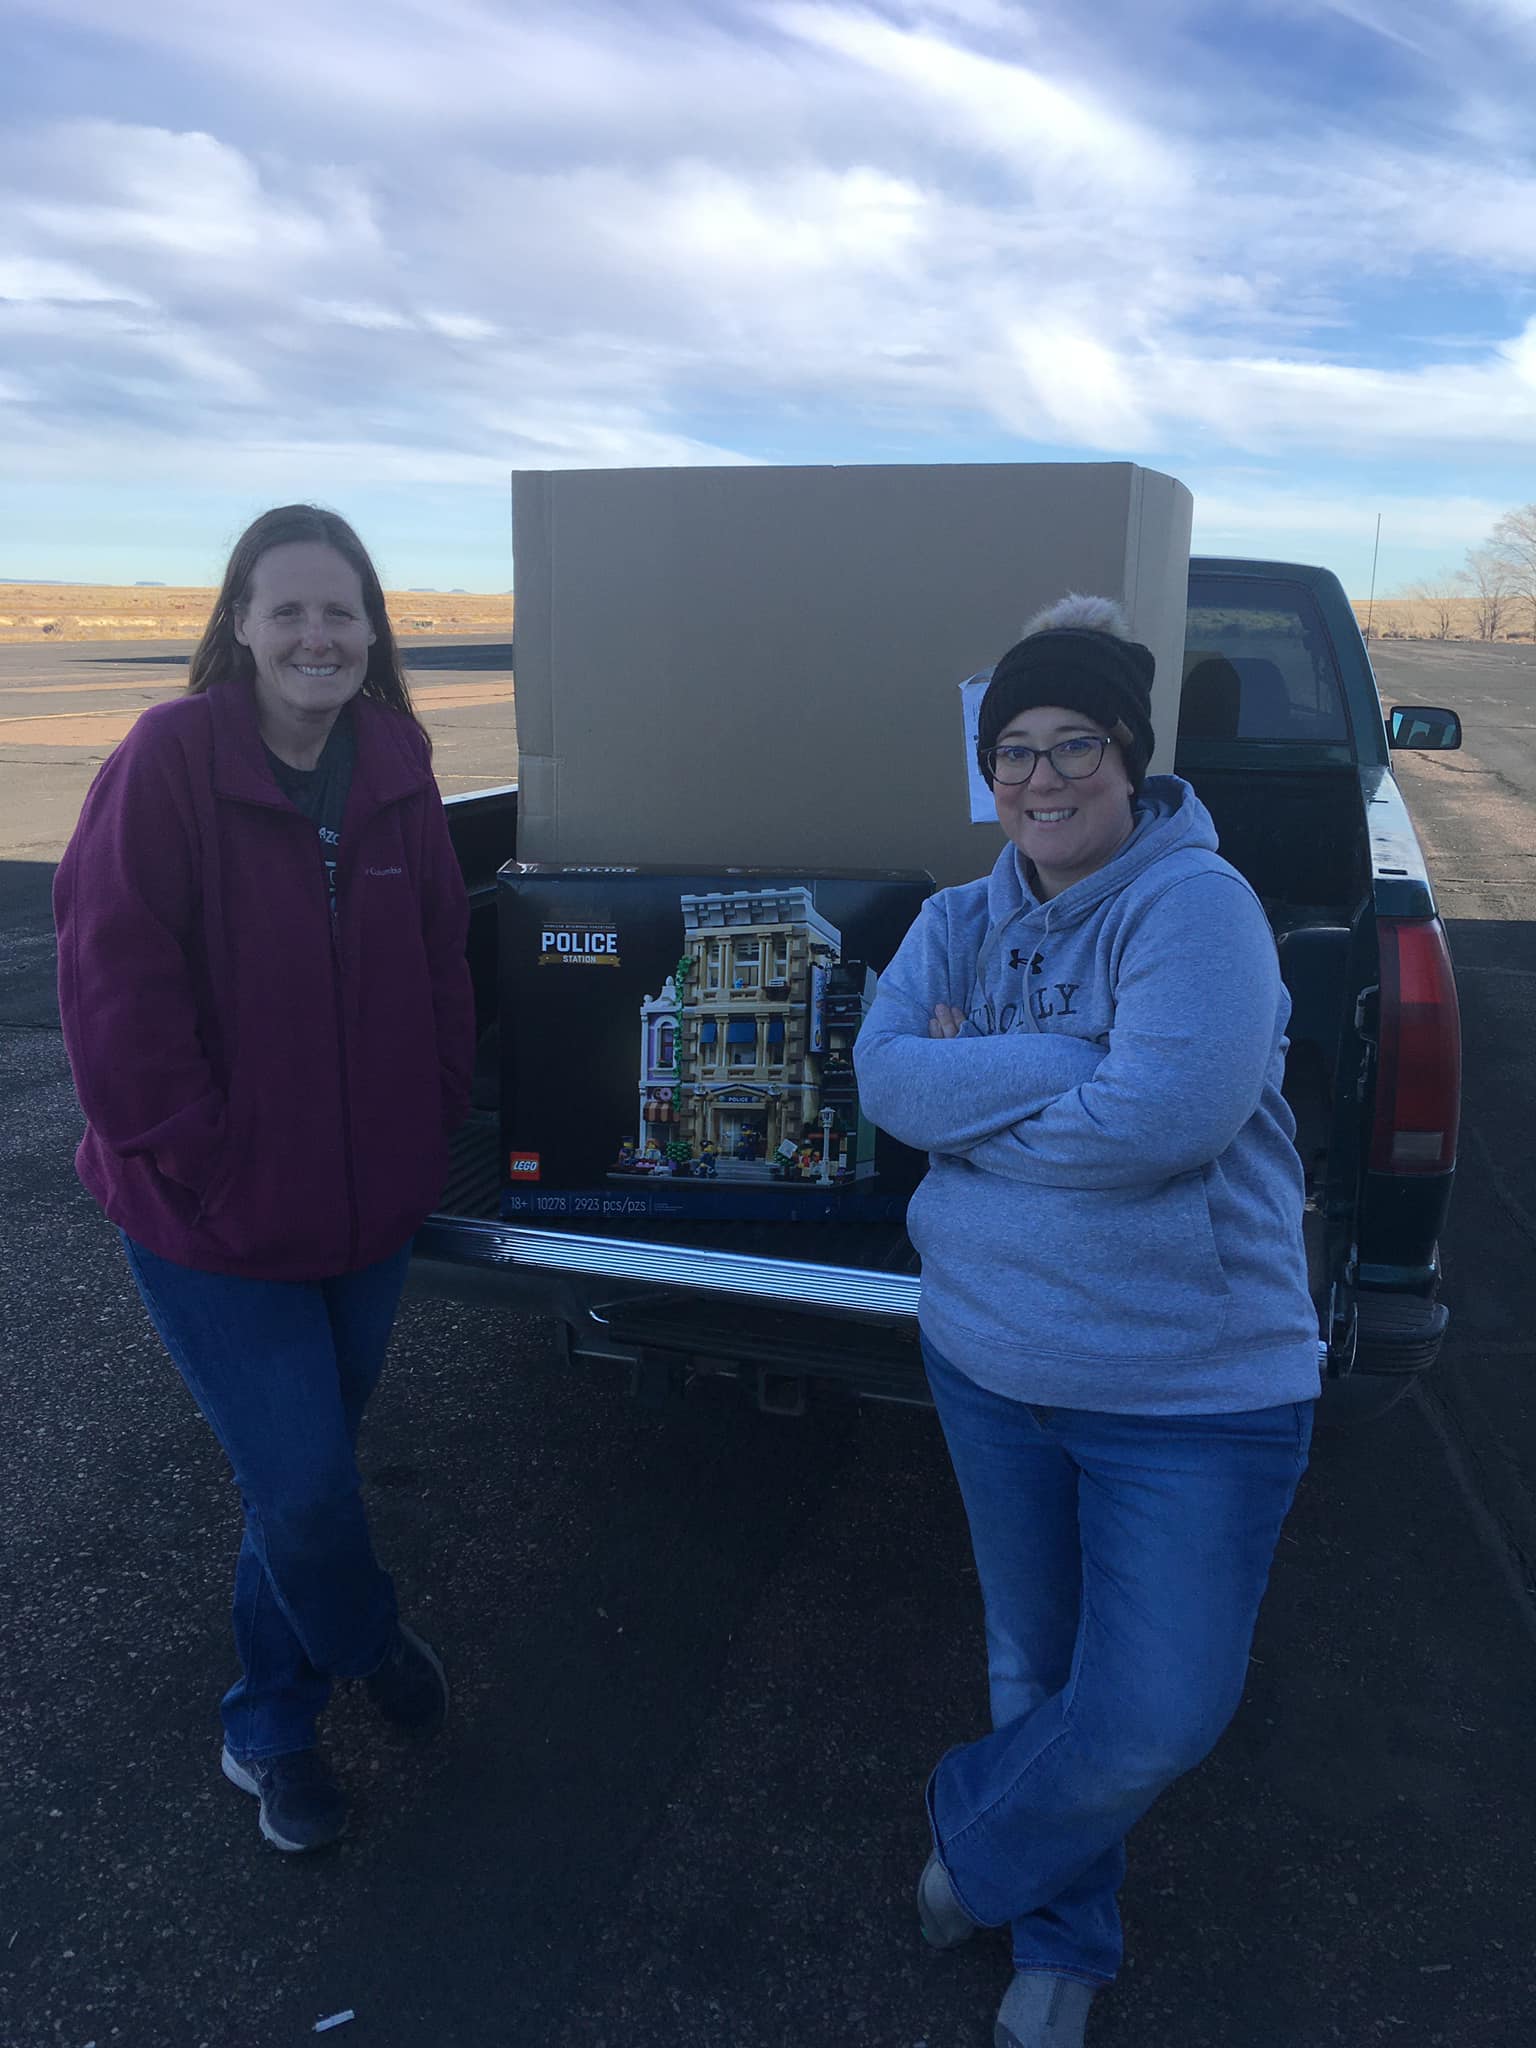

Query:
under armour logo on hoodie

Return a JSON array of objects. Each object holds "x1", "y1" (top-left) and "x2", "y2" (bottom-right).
[{"x1": 1009, "y1": 949, "x2": 1047, "y2": 974}]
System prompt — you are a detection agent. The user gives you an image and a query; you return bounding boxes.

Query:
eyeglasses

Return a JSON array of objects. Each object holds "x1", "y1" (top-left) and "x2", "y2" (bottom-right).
[{"x1": 982, "y1": 734, "x2": 1115, "y2": 786}]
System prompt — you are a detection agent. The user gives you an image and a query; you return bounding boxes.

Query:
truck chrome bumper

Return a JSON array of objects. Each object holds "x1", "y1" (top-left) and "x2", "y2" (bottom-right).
[{"x1": 412, "y1": 1214, "x2": 921, "y2": 1320}]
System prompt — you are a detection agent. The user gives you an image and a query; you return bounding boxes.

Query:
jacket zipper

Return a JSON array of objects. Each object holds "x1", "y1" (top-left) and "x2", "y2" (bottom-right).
[
  {"x1": 327, "y1": 791, "x2": 413, "y2": 1274},
  {"x1": 267, "y1": 783, "x2": 360, "y2": 1272},
  {"x1": 226, "y1": 789, "x2": 359, "y2": 1268},
  {"x1": 231, "y1": 738, "x2": 416, "y2": 1274},
  {"x1": 329, "y1": 872, "x2": 361, "y2": 1272}
]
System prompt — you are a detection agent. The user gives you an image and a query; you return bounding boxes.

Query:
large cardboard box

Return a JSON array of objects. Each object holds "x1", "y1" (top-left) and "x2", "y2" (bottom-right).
[
  {"x1": 499, "y1": 864, "x2": 933, "y2": 1222},
  {"x1": 511, "y1": 461, "x2": 1192, "y2": 888}
]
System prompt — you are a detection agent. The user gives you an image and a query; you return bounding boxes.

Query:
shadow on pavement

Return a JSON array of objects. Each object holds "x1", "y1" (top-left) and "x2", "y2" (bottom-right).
[
  {"x1": 80, "y1": 643, "x2": 513, "y2": 673},
  {"x1": 0, "y1": 858, "x2": 61, "y2": 1028},
  {"x1": 402, "y1": 643, "x2": 513, "y2": 672},
  {"x1": 83, "y1": 652, "x2": 191, "y2": 668}
]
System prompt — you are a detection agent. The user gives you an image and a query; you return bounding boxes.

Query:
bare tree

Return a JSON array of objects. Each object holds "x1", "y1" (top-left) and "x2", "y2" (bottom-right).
[
  {"x1": 1399, "y1": 575, "x2": 1458, "y2": 639},
  {"x1": 1491, "y1": 504, "x2": 1536, "y2": 639},
  {"x1": 1370, "y1": 602, "x2": 1403, "y2": 639},
  {"x1": 1459, "y1": 545, "x2": 1513, "y2": 641}
]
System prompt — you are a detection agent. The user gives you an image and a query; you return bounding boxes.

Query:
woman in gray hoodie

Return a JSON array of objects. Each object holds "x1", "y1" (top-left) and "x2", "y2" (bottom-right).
[{"x1": 854, "y1": 596, "x2": 1319, "y2": 2048}]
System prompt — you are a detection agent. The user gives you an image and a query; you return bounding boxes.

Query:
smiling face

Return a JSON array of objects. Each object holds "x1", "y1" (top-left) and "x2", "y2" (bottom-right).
[
  {"x1": 992, "y1": 704, "x2": 1136, "y2": 899},
  {"x1": 234, "y1": 541, "x2": 375, "y2": 755}
]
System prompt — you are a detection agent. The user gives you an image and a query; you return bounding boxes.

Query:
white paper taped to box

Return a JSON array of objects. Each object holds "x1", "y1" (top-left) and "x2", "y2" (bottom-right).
[{"x1": 958, "y1": 670, "x2": 995, "y2": 826}]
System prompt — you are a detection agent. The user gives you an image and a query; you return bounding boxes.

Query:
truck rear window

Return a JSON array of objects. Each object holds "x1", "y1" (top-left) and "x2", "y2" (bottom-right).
[{"x1": 1183, "y1": 575, "x2": 1350, "y2": 744}]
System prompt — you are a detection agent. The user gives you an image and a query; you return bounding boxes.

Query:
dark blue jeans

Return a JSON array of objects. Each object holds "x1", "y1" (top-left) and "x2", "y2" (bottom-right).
[
  {"x1": 922, "y1": 1334, "x2": 1313, "y2": 1986},
  {"x1": 121, "y1": 1234, "x2": 413, "y2": 1760}
]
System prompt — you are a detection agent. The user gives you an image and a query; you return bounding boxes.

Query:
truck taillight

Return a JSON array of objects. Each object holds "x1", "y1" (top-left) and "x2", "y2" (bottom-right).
[{"x1": 1369, "y1": 917, "x2": 1461, "y2": 1175}]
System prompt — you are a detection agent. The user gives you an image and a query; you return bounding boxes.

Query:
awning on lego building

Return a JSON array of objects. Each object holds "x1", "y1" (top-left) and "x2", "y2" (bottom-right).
[
  {"x1": 698, "y1": 1018, "x2": 718, "y2": 1043},
  {"x1": 766, "y1": 1018, "x2": 785, "y2": 1044},
  {"x1": 727, "y1": 1019, "x2": 756, "y2": 1044}
]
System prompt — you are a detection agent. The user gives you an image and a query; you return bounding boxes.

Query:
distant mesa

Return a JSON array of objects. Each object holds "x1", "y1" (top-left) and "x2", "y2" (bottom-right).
[
  {"x1": 135, "y1": 580, "x2": 166, "y2": 587},
  {"x1": 408, "y1": 587, "x2": 439, "y2": 593},
  {"x1": 451, "y1": 587, "x2": 468, "y2": 593}
]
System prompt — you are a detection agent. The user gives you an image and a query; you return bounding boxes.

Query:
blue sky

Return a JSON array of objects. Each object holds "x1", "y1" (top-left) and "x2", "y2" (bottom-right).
[{"x1": 3, "y1": 0, "x2": 1536, "y2": 596}]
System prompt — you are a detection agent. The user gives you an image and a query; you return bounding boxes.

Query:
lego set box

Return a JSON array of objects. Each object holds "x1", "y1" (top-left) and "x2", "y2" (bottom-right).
[{"x1": 498, "y1": 865, "x2": 934, "y2": 1223}]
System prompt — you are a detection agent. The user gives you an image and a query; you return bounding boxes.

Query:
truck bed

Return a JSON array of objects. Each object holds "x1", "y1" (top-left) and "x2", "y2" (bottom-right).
[{"x1": 415, "y1": 554, "x2": 1457, "y2": 1404}]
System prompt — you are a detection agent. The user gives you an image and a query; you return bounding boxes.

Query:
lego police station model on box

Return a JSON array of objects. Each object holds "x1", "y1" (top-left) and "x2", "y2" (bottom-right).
[{"x1": 498, "y1": 865, "x2": 933, "y2": 1222}]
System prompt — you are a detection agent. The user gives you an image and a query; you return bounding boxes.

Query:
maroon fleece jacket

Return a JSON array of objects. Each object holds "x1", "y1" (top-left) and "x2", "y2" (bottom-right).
[{"x1": 54, "y1": 678, "x2": 475, "y2": 1281}]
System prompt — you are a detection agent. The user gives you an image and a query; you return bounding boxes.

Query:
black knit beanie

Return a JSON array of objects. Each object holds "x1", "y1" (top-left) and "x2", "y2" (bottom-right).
[{"x1": 976, "y1": 627, "x2": 1156, "y2": 792}]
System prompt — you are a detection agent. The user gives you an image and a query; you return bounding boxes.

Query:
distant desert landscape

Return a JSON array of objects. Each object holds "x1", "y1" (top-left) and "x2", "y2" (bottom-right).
[
  {"x1": 0, "y1": 584, "x2": 511, "y2": 644},
  {"x1": 3, "y1": 583, "x2": 1530, "y2": 650},
  {"x1": 1348, "y1": 597, "x2": 1532, "y2": 643}
]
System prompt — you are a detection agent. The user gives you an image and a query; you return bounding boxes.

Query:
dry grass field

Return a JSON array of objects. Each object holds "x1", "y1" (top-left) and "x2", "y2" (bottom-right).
[
  {"x1": 4, "y1": 584, "x2": 1528, "y2": 649},
  {"x1": 1351, "y1": 596, "x2": 1534, "y2": 642},
  {"x1": 0, "y1": 584, "x2": 511, "y2": 644}
]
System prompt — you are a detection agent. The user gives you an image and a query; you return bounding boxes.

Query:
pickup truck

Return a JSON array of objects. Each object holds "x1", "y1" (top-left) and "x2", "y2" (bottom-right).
[{"x1": 411, "y1": 557, "x2": 1462, "y2": 1424}]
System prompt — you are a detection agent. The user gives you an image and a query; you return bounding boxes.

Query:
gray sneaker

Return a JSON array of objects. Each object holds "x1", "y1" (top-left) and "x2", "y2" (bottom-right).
[
  {"x1": 364, "y1": 1621, "x2": 448, "y2": 1734},
  {"x1": 917, "y1": 1851, "x2": 981, "y2": 1948},
  {"x1": 994, "y1": 1970, "x2": 1097, "y2": 2048},
  {"x1": 221, "y1": 1747, "x2": 347, "y2": 1853}
]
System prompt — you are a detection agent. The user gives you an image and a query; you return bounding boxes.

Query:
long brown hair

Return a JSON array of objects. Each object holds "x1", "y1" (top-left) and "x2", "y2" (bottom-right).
[{"x1": 187, "y1": 504, "x2": 427, "y2": 742}]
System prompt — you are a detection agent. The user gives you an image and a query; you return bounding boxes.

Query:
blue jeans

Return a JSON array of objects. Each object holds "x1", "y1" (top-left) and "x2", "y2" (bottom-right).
[
  {"x1": 121, "y1": 1234, "x2": 413, "y2": 1759},
  {"x1": 921, "y1": 1335, "x2": 1312, "y2": 1986}
]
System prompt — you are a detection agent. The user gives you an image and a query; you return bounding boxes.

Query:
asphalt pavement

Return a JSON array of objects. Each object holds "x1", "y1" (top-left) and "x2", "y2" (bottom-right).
[
  {"x1": 0, "y1": 636, "x2": 518, "y2": 861},
  {"x1": 2, "y1": 638, "x2": 1535, "y2": 2048},
  {"x1": 1372, "y1": 639, "x2": 1536, "y2": 1604}
]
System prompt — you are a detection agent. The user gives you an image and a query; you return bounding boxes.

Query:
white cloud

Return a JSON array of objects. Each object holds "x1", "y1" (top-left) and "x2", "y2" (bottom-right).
[
  {"x1": 1504, "y1": 323, "x2": 1536, "y2": 384},
  {"x1": 1312, "y1": 0, "x2": 1432, "y2": 52},
  {"x1": 3, "y1": 0, "x2": 817, "y2": 150},
  {"x1": 1463, "y1": 0, "x2": 1536, "y2": 29},
  {"x1": 1, "y1": 0, "x2": 1535, "y2": 522},
  {"x1": 632, "y1": 162, "x2": 928, "y2": 281},
  {"x1": 985, "y1": 322, "x2": 1154, "y2": 448},
  {"x1": 304, "y1": 299, "x2": 414, "y2": 332},
  {"x1": 0, "y1": 369, "x2": 759, "y2": 486},
  {"x1": 12, "y1": 123, "x2": 362, "y2": 264},
  {"x1": 135, "y1": 328, "x2": 267, "y2": 405},
  {"x1": 1149, "y1": 328, "x2": 1536, "y2": 451},
  {"x1": 771, "y1": 4, "x2": 1185, "y2": 199},
  {"x1": 0, "y1": 255, "x2": 149, "y2": 304},
  {"x1": 1322, "y1": 147, "x2": 1536, "y2": 274},
  {"x1": 422, "y1": 312, "x2": 500, "y2": 342}
]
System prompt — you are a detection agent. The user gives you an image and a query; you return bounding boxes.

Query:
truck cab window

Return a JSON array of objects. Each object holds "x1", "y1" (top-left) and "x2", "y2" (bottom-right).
[{"x1": 1183, "y1": 576, "x2": 1350, "y2": 744}]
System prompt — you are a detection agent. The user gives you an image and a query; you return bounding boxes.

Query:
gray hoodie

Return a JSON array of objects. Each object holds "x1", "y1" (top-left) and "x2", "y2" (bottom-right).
[{"x1": 854, "y1": 776, "x2": 1321, "y2": 1415}]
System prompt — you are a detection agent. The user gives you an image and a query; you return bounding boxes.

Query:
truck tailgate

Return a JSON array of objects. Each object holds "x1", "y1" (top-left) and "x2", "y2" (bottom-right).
[{"x1": 418, "y1": 1112, "x2": 920, "y2": 1317}]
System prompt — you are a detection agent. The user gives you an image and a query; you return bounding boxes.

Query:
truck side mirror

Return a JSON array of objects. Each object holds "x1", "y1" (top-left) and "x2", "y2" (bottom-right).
[{"x1": 1388, "y1": 706, "x2": 1461, "y2": 751}]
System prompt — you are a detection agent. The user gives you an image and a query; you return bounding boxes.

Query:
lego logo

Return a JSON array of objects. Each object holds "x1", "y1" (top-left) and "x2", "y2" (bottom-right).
[{"x1": 507, "y1": 1152, "x2": 541, "y2": 1179}]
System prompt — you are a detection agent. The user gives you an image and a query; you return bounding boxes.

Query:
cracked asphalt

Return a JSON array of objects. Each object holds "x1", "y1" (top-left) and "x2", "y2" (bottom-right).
[{"x1": 2, "y1": 637, "x2": 1535, "y2": 2048}]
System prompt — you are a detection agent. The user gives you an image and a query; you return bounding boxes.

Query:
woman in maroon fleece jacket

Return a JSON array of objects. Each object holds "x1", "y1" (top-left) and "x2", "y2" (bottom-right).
[{"x1": 54, "y1": 505, "x2": 476, "y2": 1853}]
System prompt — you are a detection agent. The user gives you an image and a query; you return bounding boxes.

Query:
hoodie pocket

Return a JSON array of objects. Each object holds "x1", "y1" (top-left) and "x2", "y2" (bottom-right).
[{"x1": 910, "y1": 1162, "x2": 1232, "y2": 1362}]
